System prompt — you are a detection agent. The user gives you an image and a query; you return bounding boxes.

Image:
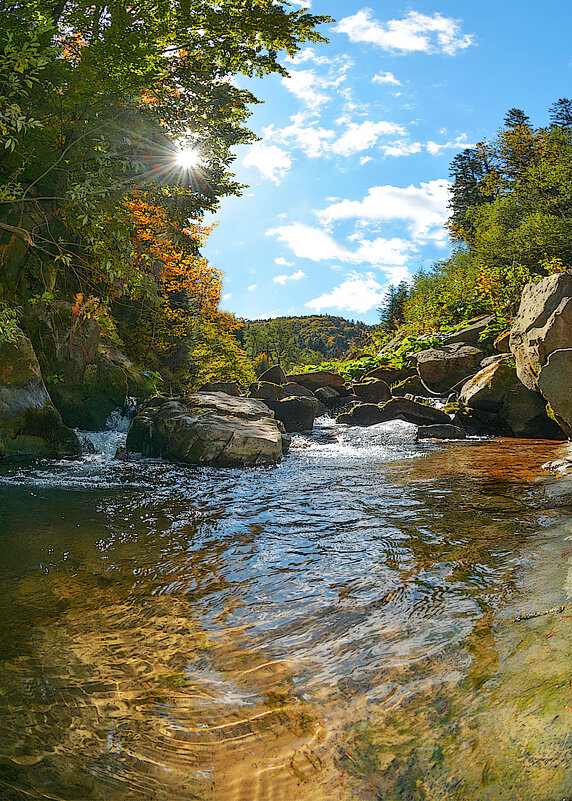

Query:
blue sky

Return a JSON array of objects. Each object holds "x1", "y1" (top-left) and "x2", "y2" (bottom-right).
[{"x1": 202, "y1": 0, "x2": 572, "y2": 324}]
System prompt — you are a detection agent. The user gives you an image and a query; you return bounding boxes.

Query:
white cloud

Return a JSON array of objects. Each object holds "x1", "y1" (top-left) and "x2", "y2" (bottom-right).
[
  {"x1": 267, "y1": 223, "x2": 353, "y2": 262},
  {"x1": 281, "y1": 55, "x2": 353, "y2": 109},
  {"x1": 266, "y1": 116, "x2": 335, "y2": 159},
  {"x1": 373, "y1": 71, "x2": 401, "y2": 86},
  {"x1": 317, "y1": 179, "x2": 450, "y2": 241},
  {"x1": 247, "y1": 284, "x2": 257, "y2": 292},
  {"x1": 222, "y1": 293, "x2": 232, "y2": 301},
  {"x1": 335, "y1": 9, "x2": 475, "y2": 56},
  {"x1": 351, "y1": 235, "x2": 416, "y2": 266},
  {"x1": 273, "y1": 269, "x2": 307, "y2": 285},
  {"x1": 380, "y1": 140, "x2": 423, "y2": 157},
  {"x1": 267, "y1": 224, "x2": 415, "y2": 267},
  {"x1": 242, "y1": 141, "x2": 292, "y2": 184},
  {"x1": 274, "y1": 256, "x2": 294, "y2": 267},
  {"x1": 331, "y1": 120, "x2": 407, "y2": 157},
  {"x1": 305, "y1": 271, "x2": 387, "y2": 314},
  {"x1": 425, "y1": 135, "x2": 474, "y2": 155}
]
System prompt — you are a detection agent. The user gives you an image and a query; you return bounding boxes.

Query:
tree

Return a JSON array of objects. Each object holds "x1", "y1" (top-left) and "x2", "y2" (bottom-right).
[
  {"x1": 0, "y1": 0, "x2": 332, "y2": 298},
  {"x1": 549, "y1": 98, "x2": 572, "y2": 129},
  {"x1": 378, "y1": 281, "x2": 409, "y2": 332}
]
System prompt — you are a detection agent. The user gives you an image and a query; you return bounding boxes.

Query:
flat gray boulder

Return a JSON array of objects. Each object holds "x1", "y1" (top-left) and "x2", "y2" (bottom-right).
[{"x1": 126, "y1": 392, "x2": 288, "y2": 466}]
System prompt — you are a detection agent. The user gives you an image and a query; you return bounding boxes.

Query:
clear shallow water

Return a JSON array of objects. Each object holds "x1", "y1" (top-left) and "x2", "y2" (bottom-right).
[{"x1": 0, "y1": 417, "x2": 571, "y2": 801}]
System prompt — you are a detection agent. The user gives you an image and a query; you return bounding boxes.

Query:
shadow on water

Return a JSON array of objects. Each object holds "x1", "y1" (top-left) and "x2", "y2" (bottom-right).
[{"x1": 0, "y1": 419, "x2": 571, "y2": 800}]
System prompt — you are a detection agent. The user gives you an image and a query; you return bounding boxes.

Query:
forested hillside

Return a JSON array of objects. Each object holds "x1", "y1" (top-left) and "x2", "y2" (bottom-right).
[{"x1": 238, "y1": 315, "x2": 370, "y2": 373}]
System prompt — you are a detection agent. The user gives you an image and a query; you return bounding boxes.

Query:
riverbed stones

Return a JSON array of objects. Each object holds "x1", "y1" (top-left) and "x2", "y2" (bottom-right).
[
  {"x1": 247, "y1": 381, "x2": 286, "y2": 401},
  {"x1": 126, "y1": 392, "x2": 288, "y2": 466},
  {"x1": 0, "y1": 328, "x2": 80, "y2": 459},
  {"x1": 352, "y1": 378, "x2": 391, "y2": 404},
  {"x1": 460, "y1": 361, "x2": 518, "y2": 412},
  {"x1": 414, "y1": 343, "x2": 485, "y2": 392},
  {"x1": 416, "y1": 424, "x2": 466, "y2": 440},
  {"x1": 364, "y1": 366, "x2": 414, "y2": 385},
  {"x1": 509, "y1": 272, "x2": 572, "y2": 390}
]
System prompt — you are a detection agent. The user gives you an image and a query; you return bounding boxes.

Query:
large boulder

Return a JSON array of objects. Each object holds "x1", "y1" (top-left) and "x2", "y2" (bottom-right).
[
  {"x1": 509, "y1": 272, "x2": 572, "y2": 390},
  {"x1": 414, "y1": 343, "x2": 484, "y2": 392},
  {"x1": 501, "y1": 382, "x2": 565, "y2": 439},
  {"x1": 378, "y1": 398, "x2": 451, "y2": 426},
  {"x1": 0, "y1": 329, "x2": 80, "y2": 459},
  {"x1": 537, "y1": 349, "x2": 572, "y2": 435},
  {"x1": 352, "y1": 379, "x2": 391, "y2": 404},
  {"x1": 264, "y1": 395, "x2": 318, "y2": 432},
  {"x1": 286, "y1": 370, "x2": 346, "y2": 393},
  {"x1": 126, "y1": 393, "x2": 288, "y2": 466},
  {"x1": 459, "y1": 360, "x2": 565, "y2": 439},
  {"x1": 247, "y1": 381, "x2": 285, "y2": 401},
  {"x1": 459, "y1": 361, "x2": 518, "y2": 412},
  {"x1": 25, "y1": 301, "x2": 128, "y2": 429},
  {"x1": 259, "y1": 365, "x2": 287, "y2": 385}
]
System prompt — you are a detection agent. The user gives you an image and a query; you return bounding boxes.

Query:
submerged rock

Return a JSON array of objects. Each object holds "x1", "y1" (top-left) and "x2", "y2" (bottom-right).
[
  {"x1": 126, "y1": 392, "x2": 288, "y2": 466},
  {"x1": 0, "y1": 328, "x2": 80, "y2": 459},
  {"x1": 416, "y1": 424, "x2": 466, "y2": 440}
]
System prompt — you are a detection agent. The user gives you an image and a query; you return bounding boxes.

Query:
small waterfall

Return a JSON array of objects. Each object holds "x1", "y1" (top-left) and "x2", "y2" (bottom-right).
[{"x1": 76, "y1": 406, "x2": 133, "y2": 464}]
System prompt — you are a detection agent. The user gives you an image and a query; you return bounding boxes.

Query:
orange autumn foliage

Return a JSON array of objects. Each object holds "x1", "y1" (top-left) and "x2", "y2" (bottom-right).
[{"x1": 122, "y1": 195, "x2": 254, "y2": 388}]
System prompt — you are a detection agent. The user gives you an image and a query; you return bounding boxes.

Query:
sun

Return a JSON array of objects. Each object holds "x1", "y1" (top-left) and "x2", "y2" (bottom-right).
[{"x1": 175, "y1": 148, "x2": 201, "y2": 170}]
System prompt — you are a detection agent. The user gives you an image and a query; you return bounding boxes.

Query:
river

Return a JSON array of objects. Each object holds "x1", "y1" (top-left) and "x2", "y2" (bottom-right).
[{"x1": 0, "y1": 416, "x2": 571, "y2": 801}]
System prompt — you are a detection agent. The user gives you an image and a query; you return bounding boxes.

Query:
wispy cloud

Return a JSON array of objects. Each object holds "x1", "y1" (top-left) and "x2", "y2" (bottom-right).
[
  {"x1": 247, "y1": 284, "x2": 257, "y2": 292},
  {"x1": 305, "y1": 271, "x2": 387, "y2": 314},
  {"x1": 273, "y1": 269, "x2": 307, "y2": 285},
  {"x1": 242, "y1": 141, "x2": 292, "y2": 184},
  {"x1": 281, "y1": 55, "x2": 353, "y2": 110},
  {"x1": 274, "y1": 256, "x2": 294, "y2": 267},
  {"x1": 425, "y1": 134, "x2": 474, "y2": 155},
  {"x1": 335, "y1": 9, "x2": 475, "y2": 56},
  {"x1": 372, "y1": 71, "x2": 401, "y2": 86}
]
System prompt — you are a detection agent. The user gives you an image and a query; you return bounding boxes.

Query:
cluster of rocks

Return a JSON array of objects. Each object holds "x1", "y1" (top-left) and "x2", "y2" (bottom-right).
[{"x1": 1, "y1": 273, "x2": 570, "y2": 467}]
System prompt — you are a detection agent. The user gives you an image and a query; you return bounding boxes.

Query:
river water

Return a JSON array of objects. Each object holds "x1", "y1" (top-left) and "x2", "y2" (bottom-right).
[{"x1": 0, "y1": 416, "x2": 571, "y2": 801}]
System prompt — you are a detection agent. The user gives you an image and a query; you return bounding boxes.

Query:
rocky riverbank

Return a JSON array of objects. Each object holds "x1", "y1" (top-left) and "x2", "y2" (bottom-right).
[{"x1": 1, "y1": 273, "x2": 570, "y2": 466}]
